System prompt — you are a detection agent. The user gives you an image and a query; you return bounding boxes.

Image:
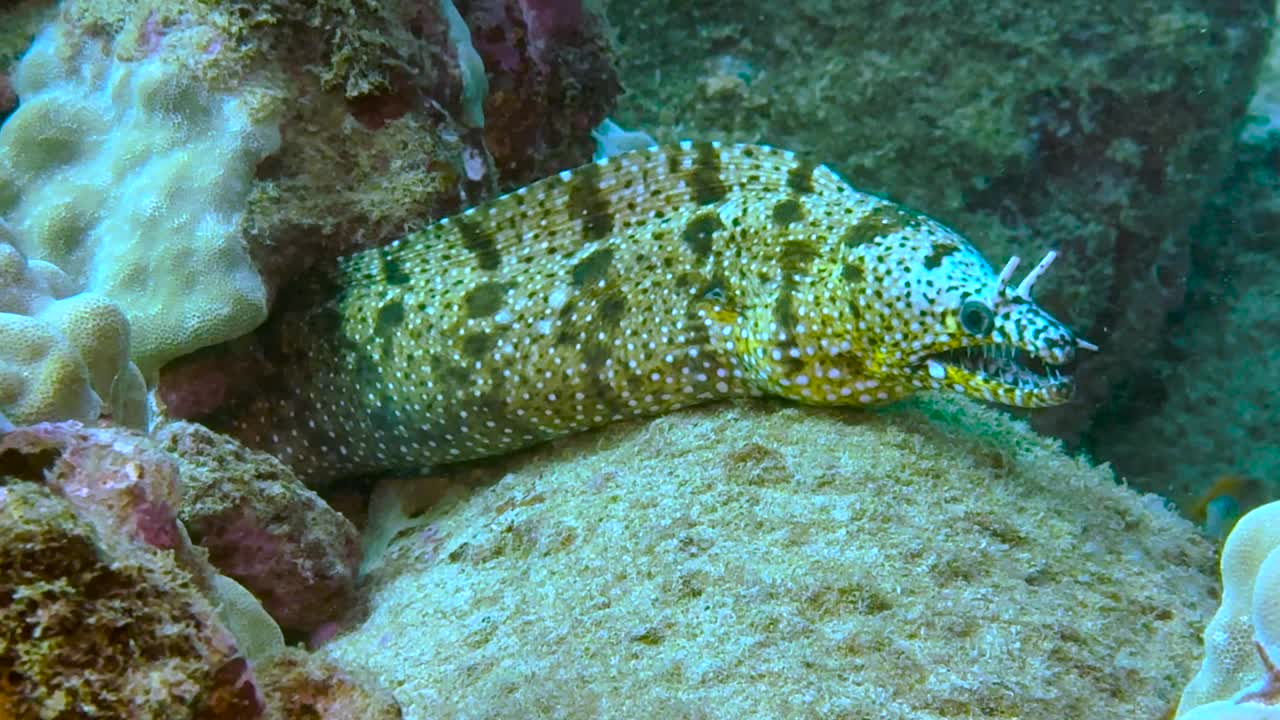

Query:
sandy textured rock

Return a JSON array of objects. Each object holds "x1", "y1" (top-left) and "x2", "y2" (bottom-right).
[{"x1": 327, "y1": 397, "x2": 1216, "y2": 719}]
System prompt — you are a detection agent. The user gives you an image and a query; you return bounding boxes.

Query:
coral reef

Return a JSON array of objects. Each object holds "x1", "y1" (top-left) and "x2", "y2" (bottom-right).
[
  {"x1": 600, "y1": 0, "x2": 1271, "y2": 443},
  {"x1": 326, "y1": 396, "x2": 1216, "y2": 718},
  {"x1": 0, "y1": 420, "x2": 398, "y2": 719},
  {"x1": 155, "y1": 421, "x2": 361, "y2": 635},
  {"x1": 0, "y1": 226, "x2": 147, "y2": 428},
  {"x1": 0, "y1": 0, "x2": 618, "y2": 425},
  {"x1": 255, "y1": 648, "x2": 403, "y2": 720},
  {"x1": 0, "y1": 422, "x2": 265, "y2": 719},
  {"x1": 1177, "y1": 501, "x2": 1280, "y2": 718},
  {"x1": 0, "y1": 19, "x2": 279, "y2": 377},
  {"x1": 134, "y1": 0, "x2": 616, "y2": 418},
  {"x1": 224, "y1": 0, "x2": 619, "y2": 292},
  {"x1": 461, "y1": 0, "x2": 621, "y2": 186}
]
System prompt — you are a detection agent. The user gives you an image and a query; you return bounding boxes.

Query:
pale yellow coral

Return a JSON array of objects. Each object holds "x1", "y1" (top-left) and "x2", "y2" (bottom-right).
[
  {"x1": 0, "y1": 23, "x2": 278, "y2": 376},
  {"x1": 0, "y1": 231, "x2": 146, "y2": 427},
  {"x1": 1177, "y1": 501, "x2": 1280, "y2": 717},
  {"x1": 0, "y1": 313, "x2": 100, "y2": 423}
]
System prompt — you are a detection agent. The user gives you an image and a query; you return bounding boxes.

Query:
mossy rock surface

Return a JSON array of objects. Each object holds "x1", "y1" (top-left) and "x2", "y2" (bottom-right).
[{"x1": 327, "y1": 397, "x2": 1215, "y2": 719}]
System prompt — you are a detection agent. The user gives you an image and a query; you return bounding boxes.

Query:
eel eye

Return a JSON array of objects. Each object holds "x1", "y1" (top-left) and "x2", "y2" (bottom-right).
[{"x1": 959, "y1": 299, "x2": 995, "y2": 335}]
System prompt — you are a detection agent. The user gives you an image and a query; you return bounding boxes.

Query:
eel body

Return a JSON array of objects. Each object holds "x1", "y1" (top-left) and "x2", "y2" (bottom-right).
[{"x1": 208, "y1": 142, "x2": 1092, "y2": 485}]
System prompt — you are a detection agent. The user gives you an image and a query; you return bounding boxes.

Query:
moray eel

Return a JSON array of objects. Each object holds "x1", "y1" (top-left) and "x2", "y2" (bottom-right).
[{"x1": 207, "y1": 142, "x2": 1095, "y2": 486}]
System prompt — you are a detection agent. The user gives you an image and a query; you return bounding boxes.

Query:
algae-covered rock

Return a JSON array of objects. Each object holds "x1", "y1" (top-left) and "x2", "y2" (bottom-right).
[
  {"x1": 0, "y1": 420, "x2": 399, "y2": 719},
  {"x1": 601, "y1": 0, "x2": 1271, "y2": 442},
  {"x1": 1085, "y1": 125, "x2": 1280, "y2": 515},
  {"x1": 326, "y1": 397, "x2": 1216, "y2": 719},
  {"x1": 156, "y1": 420, "x2": 362, "y2": 635},
  {"x1": 0, "y1": 425, "x2": 265, "y2": 719}
]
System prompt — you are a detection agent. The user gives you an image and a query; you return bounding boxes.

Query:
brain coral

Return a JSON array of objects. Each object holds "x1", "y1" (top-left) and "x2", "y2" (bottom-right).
[
  {"x1": 327, "y1": 396, "x2": 1216, "y2": 719},
  {"x1": 0, "y1": 22, "x2": 279, "y2": 376}
]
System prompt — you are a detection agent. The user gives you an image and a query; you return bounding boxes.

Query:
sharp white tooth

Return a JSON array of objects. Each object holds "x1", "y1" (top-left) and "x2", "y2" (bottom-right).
[{"x1": 927, "y1": 360, "x2": 946, "y2": 379}]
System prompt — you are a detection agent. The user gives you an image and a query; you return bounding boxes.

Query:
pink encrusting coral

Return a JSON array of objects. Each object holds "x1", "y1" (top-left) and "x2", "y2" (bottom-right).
[
  {"x1": 1, "y1": 422, "x2": 185, "y2": 551},
  {"x1": 155, "y1": 422, "x2": 362, "y2": 635},
  {"x1": 0, "y1": 420, "x2": 388, "y2": 718},
  {"x1": 0, "y1": 422, "x2": 267, "y2": 719}
]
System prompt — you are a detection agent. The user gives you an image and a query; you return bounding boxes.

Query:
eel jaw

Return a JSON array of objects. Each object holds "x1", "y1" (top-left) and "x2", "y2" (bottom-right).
[{"x1": 919, "y1": 343, "x2": 1076, "y2": 407}]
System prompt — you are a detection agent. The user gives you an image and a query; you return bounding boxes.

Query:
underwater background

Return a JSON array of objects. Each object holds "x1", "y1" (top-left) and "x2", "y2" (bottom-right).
[{"x1": 0, "y1": 0, "x2": 1278, "y2": 718}]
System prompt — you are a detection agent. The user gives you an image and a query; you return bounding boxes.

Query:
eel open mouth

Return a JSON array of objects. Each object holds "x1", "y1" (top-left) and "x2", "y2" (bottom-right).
[{"x1": 922, "y1": 344, "x2": 1075, "y2": 406}]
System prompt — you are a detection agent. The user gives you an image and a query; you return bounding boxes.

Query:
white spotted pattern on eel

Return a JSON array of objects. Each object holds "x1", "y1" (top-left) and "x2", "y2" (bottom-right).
[{"x1": 206, "y1": 142, "x2": 1093, "y2": 486}]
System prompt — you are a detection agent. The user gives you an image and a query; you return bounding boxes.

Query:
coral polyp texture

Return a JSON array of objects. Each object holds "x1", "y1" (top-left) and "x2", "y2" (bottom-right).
[
  {"x1": 326, "y1": 397, "x2": 1217, "y2": 718},
  {"x1": 0, "y1": 228, "x2": 146, "y2": 427},
  {"x1": 0, "y1": 21, "x2": 278, "y2": 377},
  {"x1": 1177, "y1": 501, "x2": 1280, "y2": 719}
]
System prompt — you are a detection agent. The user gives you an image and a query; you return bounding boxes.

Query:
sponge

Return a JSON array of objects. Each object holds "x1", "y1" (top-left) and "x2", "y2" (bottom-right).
[{"x1": 0, "y1": 23, "x2": 279, "y2": 376}]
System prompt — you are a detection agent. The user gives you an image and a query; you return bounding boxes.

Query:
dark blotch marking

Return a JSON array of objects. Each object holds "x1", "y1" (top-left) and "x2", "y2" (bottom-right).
[
  {"x1": 690, "y1": 142, "x2": 728, "y2": 205},
  {"x1": 683, "y1": 325, "x2": 712, "y2": 350},
  {"x1": 568, "y1": 163, "x2": 615, "y2": 241},
  {"x1": 572, "y1": 247, "x2": 615, "y2": 287},
  {"x1": 923, "y1": 244, "x2": 957, "y2": 270},
  {"x1": 779, "y1": 240, "x2": 818, "y2": 277},
  {"x1": 841, "y1": 261, "x2": 864, "y2": 283},
  {"x1": 350, "y1": 346, "x2": 384, "y2": 387},
  {"x1": 463, "y1": 281, "x2": 513, "y2": 318},
  {"x1": 375, "y1": 298, "x2": 405, "y2": 333},
  {"x1": 781, "y1": 353, "x2": 805, "y2": 375},
  {"x1": 435, "y1": 357, "x2": 472, "y2": 388},
  {"x1": 681, "y1": 211, "x2": 724, "y2": 258},
  {"x1": 557, "y1": 297, "x2": 578, "y2": 321},
  {"x1": 841, "y1": 204, "x2": 921, "y2": 249},
  {"x1": 468, "y1": 382, "x2": 543, "y2": 441},
  {"x1": 598, "y1": 292, "x2": 628, "y2": 326},
  {"x1": 554, "y1": 325, "x2": 579, "y2": 347},
  {"x1": 774, "y1": 289, "x2": 796, "y2": 336},
  {"x1": 581, "y1": 334, "x2": 614, "y2": 371},
  {"x1": 673, "y1": 271, "x2": 702, "y2": 291},
  {"x1": 773, "y1": 242, "x2": 812, "y2": 338},
  {"x1": 771, "y1": 198, "x2": 805, "y2": 226},
  {"x1": 461, "y1": 331, "x2": 494, "y2": 359},
  {"x1": 554, "y1": 299, "x2": 579, "y2": 346},
  {"x1": 787, "y1": 160, "x2": 816, "y2": 194},
  {"x1": 455, "y1": 216, "x2": 501, "y2": 271},
  {"x1": 381, "y1": 248, "x2": 413, "y2": 285},
  {"x1": 369, "y1": 397, "x2": 400, "y2": 434}
]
